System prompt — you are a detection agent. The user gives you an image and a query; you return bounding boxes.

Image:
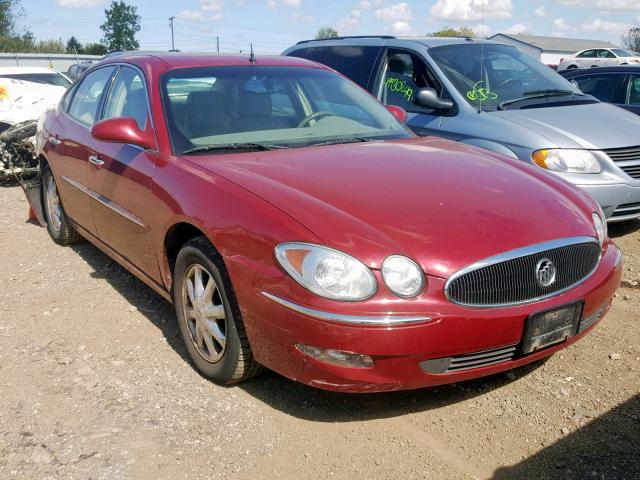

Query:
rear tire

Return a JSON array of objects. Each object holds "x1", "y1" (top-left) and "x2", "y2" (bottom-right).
[
  {"x1": 173, "y1": 236, "x2": 262, "y2": 384},
  {"x1": 42, "y1": 166, "x2": 82, "y2": 246}
]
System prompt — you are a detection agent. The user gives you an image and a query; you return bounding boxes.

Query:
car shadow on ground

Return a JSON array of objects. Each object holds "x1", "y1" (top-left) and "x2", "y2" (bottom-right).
[
  {"x1": 493, "y1": 394, "x2": 640, "y2": 479},
  {"x1": 67, "y1": 237, "x2": 547, "y2": 423},
  {"x1": 608, "y1": 219, "x2": 640, "y2": 238}
]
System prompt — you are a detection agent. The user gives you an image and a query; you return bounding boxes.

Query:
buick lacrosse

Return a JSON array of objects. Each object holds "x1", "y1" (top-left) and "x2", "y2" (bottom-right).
[{"x1": 33, "y1": 53, "x2": 622, "y2": 392}]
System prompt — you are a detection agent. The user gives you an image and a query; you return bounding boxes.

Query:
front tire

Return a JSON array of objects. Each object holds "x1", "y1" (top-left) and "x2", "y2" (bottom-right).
[
  {"x1": 42, "y1": 166, "x2": 81, "y2": 246},
  {"x1": 173, "y1": 236, "x2": 261, "y2": 384}
]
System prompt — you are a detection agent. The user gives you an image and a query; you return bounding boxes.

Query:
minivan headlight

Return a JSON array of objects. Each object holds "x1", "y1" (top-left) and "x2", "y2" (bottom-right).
[
  {"x1": 592, "y1": 212, "x2": 606, "y2": 246},
  {"x1": 532, "y1": 149, "x2": 601, "y2": 173},
  {"x1": 275, "y1": 243, "x2": 377, "y2": 301}
]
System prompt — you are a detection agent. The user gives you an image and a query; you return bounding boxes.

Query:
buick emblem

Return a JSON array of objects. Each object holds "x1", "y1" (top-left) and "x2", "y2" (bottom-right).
[{"x1": 536, "y1": 258, "x2": 556, "y2": 287}]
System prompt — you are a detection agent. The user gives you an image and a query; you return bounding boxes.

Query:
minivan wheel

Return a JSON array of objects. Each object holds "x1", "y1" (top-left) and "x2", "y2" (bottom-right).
[
  {"x1": 173, "y1": 236, "x2": 262, "y2": 384},
  {"x1": 42, "y1": 167, "x2": 82, "y2": 246}
]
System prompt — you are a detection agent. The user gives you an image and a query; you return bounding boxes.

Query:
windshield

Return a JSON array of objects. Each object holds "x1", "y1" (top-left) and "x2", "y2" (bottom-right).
[
  {"x1": 610, "y1": 48, "x2": 634, "y2": 57},
  {"x1": 429, "y1": 43, "x2": 580, "y2": 111},
  {"x1": 161, "y1": 66, "x2": 412, "y2": 154},
  {"x1": 0, "y1": 72, "x2": 71, "y2": 89}
]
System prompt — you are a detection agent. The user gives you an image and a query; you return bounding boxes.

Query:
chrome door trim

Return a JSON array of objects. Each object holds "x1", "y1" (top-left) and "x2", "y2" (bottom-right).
[
  {"x1": 261, "y1": 292, "x2": 432, "y2": 326},
  {"x1": 48, "y1": 136, "x2": 61, "y2": 145},
  {"x1": 60, "y1": 175, "x2": 147, "y2": 229}
]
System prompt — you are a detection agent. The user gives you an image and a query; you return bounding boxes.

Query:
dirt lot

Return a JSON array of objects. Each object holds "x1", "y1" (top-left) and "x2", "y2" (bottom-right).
[{"x1": 0, "y1": 183, "x2": 638, "y2": 480}]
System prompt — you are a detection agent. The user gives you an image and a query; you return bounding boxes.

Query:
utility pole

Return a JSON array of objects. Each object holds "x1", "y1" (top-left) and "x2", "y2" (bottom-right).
[
  {"x1": 216, "y1": 36, "x2": 220, "y2": 53},
  {"x1": 169, "y1": 16, "x2": 175, "y2": 51}
]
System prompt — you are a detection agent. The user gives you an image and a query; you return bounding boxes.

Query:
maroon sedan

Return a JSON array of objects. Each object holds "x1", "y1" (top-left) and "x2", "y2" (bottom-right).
[{"x1": 33, "y1": 53, "x2": 621, "y2": 392}]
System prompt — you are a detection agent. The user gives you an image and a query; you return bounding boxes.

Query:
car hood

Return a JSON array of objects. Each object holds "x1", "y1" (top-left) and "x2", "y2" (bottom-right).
[
  {"x1": 187, "y1": 137, "x2": 597, "y2": 278},
  {"x1": 489, "y1": 102, "x2": 640, "y2": 149}
]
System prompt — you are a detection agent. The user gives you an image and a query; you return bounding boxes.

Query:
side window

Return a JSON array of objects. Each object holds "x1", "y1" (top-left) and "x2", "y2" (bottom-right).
[
  {"x1": 102, "y1": 67, "x2": 149, "y2": 130},
  {"x1": 60, "y1": 81, "x2": 80, "y2": 112},
  {"x1": 600, "y1": 50, "x2": 616, "y2": 59},
  {"x1": 67, "y1": 67, "x2": 115, "y2": 127},
  {"x1": 627, "y1": 75, "x2": 640, "y2": 105},
  {"x1": 288, "y1": 46, "x2": 382, "y2": 88},
  {"x1": 578, "y1": 50, "x2": 595, "y2": 58},
  {"x1": 379, "y1": 51, "x2": 438, "y2": 111},
  {"x1": 574, "y1": 74, "x2": 626, "y2": 103}
]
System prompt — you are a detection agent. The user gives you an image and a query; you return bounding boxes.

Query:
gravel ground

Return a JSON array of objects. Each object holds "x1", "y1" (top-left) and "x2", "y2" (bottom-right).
[{"x1": 0, "y1": 183, "x2": 638, "y2": 480}]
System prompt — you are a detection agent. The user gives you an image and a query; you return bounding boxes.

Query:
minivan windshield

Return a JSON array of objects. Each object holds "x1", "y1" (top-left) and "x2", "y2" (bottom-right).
[
  {"x1": 161, "y1": 66, "x2": 412, "y2": 154},
  {"x1": 429, "y1": 43, "x2": 582, "y2": 111}
]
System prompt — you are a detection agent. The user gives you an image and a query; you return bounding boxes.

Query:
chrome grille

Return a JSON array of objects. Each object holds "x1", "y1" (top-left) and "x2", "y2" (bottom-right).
[
  {"x1": 420, "y1": 345, "x2": 517, "y2": 374},
  {"x1": 603, "y1": 146, "x2": 640, "y2": 179},
  {"x1": 445, "y1": 237, "x2": 601, "y2": 307}
]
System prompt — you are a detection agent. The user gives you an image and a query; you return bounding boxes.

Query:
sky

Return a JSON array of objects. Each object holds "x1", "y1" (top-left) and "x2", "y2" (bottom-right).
[{"x1": 19, "y1": 0, "x2": 640, "y2": 54}]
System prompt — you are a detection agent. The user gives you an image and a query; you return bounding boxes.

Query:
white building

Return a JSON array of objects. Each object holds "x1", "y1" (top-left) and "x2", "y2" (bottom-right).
[{"x1": 488, "y1": 33, "x2": 620, "y2": 68}]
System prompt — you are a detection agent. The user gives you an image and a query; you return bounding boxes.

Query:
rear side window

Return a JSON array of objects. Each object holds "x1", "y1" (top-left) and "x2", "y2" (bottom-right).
[
  {"x1": 67, "y1": 66, "x2": 115, "y2": 127},
  {"x1": 573, "y1": 74, "x2": 626, "y2": 104},
  {"x1": 288, "y1": 46, "x2": 381, "y2": 88}
]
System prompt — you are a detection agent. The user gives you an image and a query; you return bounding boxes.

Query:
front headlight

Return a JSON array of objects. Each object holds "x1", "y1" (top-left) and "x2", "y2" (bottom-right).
[
  {"x1": 592, "y1": 212, "x2": 607, "y2": 247},
  {"x1": 381, "y1": 255, "x2": 425, "y2": 298},
  {"x1": 532, "y1": 149, "x2": 601, "y2": 173},
  {"x1": 275, "y1": 243, "x2": 377, "y2": 301}
]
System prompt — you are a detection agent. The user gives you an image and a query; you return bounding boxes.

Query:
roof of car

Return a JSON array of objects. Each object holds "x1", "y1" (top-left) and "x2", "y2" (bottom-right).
[
  {"x1": 0, "y1": 66, "x2": 61, "y2": 74},
  {"x1": 560, "y1": 65, "x2": 640, "y2": 76},
  {"x1": 288, "y1": 36, "x2": 501, "y2": 50},
  {"x1": 99, "y1": 52, "x2": 322, "y2": 70}
]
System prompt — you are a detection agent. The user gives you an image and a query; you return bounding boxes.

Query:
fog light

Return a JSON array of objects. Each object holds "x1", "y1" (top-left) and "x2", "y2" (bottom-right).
[{"x1": 295, "y1": 344, "x2": 374, "y2": 368}]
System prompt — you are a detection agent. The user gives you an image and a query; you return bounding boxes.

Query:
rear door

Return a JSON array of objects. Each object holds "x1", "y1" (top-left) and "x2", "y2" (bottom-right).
[
  {"x1": 372, "y1": 48, "x2": 447, "y2": 136},
  {"x1": 87, "y1": 65, "x2": 161, "y2": 281},
  {"x1": 576, "y1": 49, "x2": 596, "y2": 68},
  {"x1": 46, "y1": 66, "x2": 116, "y2": 234}
]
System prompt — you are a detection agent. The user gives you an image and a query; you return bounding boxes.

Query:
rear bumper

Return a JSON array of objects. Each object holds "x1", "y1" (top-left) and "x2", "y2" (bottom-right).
[{"x1": 227, "y1": 243, "x2": 622, "y2": 393}]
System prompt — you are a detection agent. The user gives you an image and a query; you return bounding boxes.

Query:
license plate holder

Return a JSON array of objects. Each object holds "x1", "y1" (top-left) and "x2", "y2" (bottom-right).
[{"x1": 523, "y1": 302, "x2": 583, "y2": 354}]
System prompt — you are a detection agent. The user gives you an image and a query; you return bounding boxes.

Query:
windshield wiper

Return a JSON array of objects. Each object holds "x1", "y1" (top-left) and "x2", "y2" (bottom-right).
[
  {"x1": 498, "y1": 90, "x2": 583, "y2": 110},
  {"x1": 308, "y1": 137, "x2": 376, "y2": 147},
  {"x1": 182, "y1": 143, "x2": 288, "y2": 155}
]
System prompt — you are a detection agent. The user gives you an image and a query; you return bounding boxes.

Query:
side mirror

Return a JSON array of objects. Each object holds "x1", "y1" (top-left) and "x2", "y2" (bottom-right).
[
  {"x1": 415, "y1": 88, "x2": 453, "y2": 111},
  {"x1": 90, "y1": 117, "x2": 156, "y2": 150},
  {"x1": 386, "y1": 104, "x2": 407, "y2": 123}
]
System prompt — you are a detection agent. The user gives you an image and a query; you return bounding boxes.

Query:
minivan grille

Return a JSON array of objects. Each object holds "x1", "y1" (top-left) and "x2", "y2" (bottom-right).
[
  {"x1": 603, "y1": 146, "x2": 640, "y2": 179},
  {"x1": 445, "y1": 239, "x2": 601, "y2": 307}
]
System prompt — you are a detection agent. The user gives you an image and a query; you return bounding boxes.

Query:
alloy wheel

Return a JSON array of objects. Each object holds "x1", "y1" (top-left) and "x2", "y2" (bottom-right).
[
  {"x1": 45, "y1": 174, "x2": 62, "y2": 232},
  {"x1": 181, "y1": 264, "x2": 227, "y2": 363}
]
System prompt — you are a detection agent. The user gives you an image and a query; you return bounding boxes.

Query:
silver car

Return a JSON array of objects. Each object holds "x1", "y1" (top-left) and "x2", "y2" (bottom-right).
[{"x1": 284, "y1": 37, "x2": 640, "y2": 222}]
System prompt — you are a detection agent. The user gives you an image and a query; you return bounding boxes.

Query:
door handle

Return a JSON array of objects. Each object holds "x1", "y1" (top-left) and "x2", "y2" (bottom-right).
[
  {"x1": 88, "y1": 155, "x2": 104, "y2": 167},
  {"x1": 49, "y1": 136, "x2": 61, "y2": 145}
]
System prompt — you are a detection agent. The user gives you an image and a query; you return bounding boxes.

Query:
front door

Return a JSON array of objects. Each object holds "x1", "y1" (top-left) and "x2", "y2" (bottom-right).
[
  {"x1": 47, "y1": 66, "x2": 116, "y2": 235},
  {"x1": 374, "y1": 49, "x2": 444, "y2": 136},
  {"x1": 87, "y1": 66, "x2": 161, "y2": 282}
]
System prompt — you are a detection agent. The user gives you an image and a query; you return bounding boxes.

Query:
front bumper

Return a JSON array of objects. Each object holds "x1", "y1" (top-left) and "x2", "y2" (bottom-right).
[
  {"x1": 576, "y1": 183, "x2": 640, "y2": 222},
  {"x1": 227, "y1": 243, "x2": 622, "y2": 393}
]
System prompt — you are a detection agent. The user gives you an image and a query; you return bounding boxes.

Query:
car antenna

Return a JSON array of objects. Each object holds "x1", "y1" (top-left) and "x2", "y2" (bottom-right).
[
  {"x1": 478, "y1": 1, "x2": 484, "y2": 115},
  {"x1": 249, "y1": 43, "x2": 257, "y2": 64}
]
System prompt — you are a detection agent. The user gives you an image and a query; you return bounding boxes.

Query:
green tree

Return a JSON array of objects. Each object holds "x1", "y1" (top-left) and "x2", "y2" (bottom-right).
[
  {"x1": 66, "y1": 35, "x2": 83, "y2": 54},
  {"x1": 0, "y1": 0, "x2": 22, "y2": 37},
  {"x1": 100, "y1": 1, "x2": 140, "y2": 51},
  {"x1": 622, "y1": 26, "x2": 640, "y2": 52},
  {"x1": 83, "y1": 42, "x2": 108, "y2": 56},
  {"x1": 430, "y1": 26, "x2": 475, "y2": 38},
  {"x1": 315, "y1": 27, "x2": 339, "y2": 39}
]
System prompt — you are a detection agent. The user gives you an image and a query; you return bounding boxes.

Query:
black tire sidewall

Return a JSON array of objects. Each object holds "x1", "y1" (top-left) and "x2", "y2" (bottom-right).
[
  {"x1": 173, "y1": 242, "x2": 243, "y2": 383},
  {"x1": 42, "y1": 168, "x2": 71, "y2": 244}
]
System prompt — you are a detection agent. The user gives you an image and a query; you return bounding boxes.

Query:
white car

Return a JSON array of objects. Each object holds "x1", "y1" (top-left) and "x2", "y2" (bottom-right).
[
  {"x1": 0, "y1": 66, "x2": 71, "y2": 89},
  {"x1": 558, "y1": 48, "x2": 640, "y2": 71}
]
